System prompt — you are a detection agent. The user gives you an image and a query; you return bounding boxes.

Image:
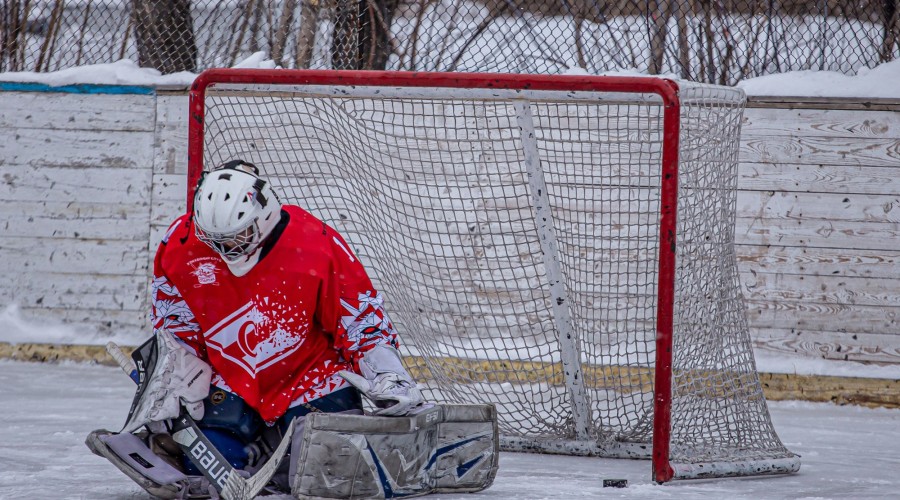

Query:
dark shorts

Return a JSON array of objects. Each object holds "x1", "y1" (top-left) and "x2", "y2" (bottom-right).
[
  {"x1": 183, "y1": 385, "x2": 363, "y2": 474},
  {"x1": 197, "y1": 385, "x2": 363, "y2": 442}
]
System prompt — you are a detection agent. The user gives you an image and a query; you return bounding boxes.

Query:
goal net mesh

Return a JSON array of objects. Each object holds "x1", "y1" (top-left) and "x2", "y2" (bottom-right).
[{"x1": 199, "y1": 77, "x2": 797, "y2": 474}]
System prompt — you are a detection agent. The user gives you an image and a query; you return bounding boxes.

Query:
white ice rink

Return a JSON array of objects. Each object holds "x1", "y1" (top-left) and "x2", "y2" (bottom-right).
[{"x1": 0, "y1": 359, "x2": 897, "y2": 499}]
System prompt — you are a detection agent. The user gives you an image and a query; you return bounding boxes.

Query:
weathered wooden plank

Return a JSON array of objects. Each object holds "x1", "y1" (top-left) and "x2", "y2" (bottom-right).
[
  {"x1": 0, "y1": 92, "x2": 155, "y2": 131},
  {"x1": 738, "y1": 162, "x2": 900, "y2": 194},
  {"x1": 1, "y1": 272, "x2": 147, "y2": 311},
  {"x1": 752, "y1": 328, "x2": 900, "y2": 364},
  {"x1": 736, "y1": 246, "x2": 900, "y2": 279},
  {"x1": 149, "y1": 97, "x2": 188, "y2": 253},
  {"x1": 746, "y1": 96, "x2": 900, "y2": 112},
  {"x1": 0, "y1": 128, "x2": 155, "y2": 169},
  {"x1": 739, "y1": 136, "x2": 900, "y2": 167},
  {"x1": 0, "y1": 236, "x2": 148, "y2": 275},
  {"x1": 746, "y1": 300, "x2": 898, "y2": 336},
  {"x1": 0, "y1": 210, "x2": 147, "y2": 240},
  {"x1": 150, "y1": 173, "x2": 187, "y2": 217},
  {"x1": 2, "y1": 200, "x2": 148, "y2": 220},
  {"x1": 735, "y1": 218, "x2": 900, "y2": 251},
  {"x1": 154, "y1": 95, "x2": 189, "y2": 175},
  {"x1": 742, "y1": 273, "x2": 900, "y2": 308},
  {"x1": 736, "y1": 191, "x2": 900, "y2": 223},
  {"x1": 1, "y1": 208, "x2": 149, "y2": 240},
  {"x1": 14, "y1": 306, "x2": 149, "y2": 337},
  {"x1": 743, "y1": 107, "x2": 900, "y2": 139},
  {"x1": 149, "y1": 172, "x2": 187, "y2": 249},
  {"x1": 0, "y1": 165, "x2": 152, "y2": 203}
]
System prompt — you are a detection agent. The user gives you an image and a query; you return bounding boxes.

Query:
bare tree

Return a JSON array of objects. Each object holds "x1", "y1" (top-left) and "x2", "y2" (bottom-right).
[
  {"x1": 295, "y1": 0, "x2": 321, "y2": 68},
  {"x1": 1, "y1": 0, "x2": 35, "y2": 72},
  {"x1": 1, "y1": 0, "x2": 22, "y2": 72},
  {"x1": 272, "y1": 0, "x2": 298, "y2": 67},
  {"x1": 700, "y1": 0, "x2": 715, "y2": 83},
  {"x1": 331, "y1": 0, "x2": 400, "y2": 69},
  {"x1": 448, "y1": 0, "x2": 510, "y2": 71},
  {"x1": 35, "y1": 0, "x2": 63, "y2": 72},
  {"x1": 882, "y1": 0, "x2": 899, "y2": 62},
  {"x1": 676, "y1": 0, "x2": 692, "y2": 79},
  {"x1": 132, "y1": 0, "x2": 197, "y2": 73},
  {"x1": 648, "y1": 0, "x2": 671, "y2": 75},
  {"x1": 562, "y1": 0, "x2": 588, "y2": 70}
]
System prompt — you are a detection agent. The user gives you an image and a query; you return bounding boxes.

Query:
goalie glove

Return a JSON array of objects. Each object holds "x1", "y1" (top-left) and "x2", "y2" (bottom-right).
[
  {"x1": 121, "y1": 330, "x2": 212, "y2": 434},
  {"x1": 338, "y1": 345, "x2": 425, "y2": 416}
]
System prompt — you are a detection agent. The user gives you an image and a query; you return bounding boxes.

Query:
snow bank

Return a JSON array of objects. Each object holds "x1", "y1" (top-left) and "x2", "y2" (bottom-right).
[
  {"x1": 2, "y1": 53, "x2": 899, "y2": 99},
  {"x1": 0, "y1": 51, "x2": 277, "y2": 88},
  {"x1": 737, "y1": 59, "x2": 900, "y2": 98}
]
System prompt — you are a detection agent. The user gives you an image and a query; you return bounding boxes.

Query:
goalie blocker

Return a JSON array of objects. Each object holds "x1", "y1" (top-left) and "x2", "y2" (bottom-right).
[{"x1": 86, "y1": 403, "x2": 498, "y2": 499}]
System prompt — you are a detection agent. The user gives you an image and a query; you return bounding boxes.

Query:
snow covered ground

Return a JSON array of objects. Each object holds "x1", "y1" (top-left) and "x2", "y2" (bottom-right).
[{"x1": 0, "y1": 359, "x2": 897, "y2": 500}]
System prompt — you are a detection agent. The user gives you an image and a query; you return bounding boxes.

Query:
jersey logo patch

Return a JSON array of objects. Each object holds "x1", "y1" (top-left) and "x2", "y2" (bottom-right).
[
  {"x1": 188, "y1": 257, "x2": 221, "y2": 287},
  {"x1": 204, "y1": 300, "x2": 307, "y2": 379}
]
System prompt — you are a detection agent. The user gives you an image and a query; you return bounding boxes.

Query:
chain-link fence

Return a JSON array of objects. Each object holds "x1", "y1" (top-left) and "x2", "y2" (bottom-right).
[{"x1": 2, "y1": 0, "x2": 898, "y2": 84}]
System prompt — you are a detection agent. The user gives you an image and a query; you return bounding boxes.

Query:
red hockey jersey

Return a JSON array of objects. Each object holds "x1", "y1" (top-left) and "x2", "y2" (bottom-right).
[{"x1": 150, "y1": 205, "x2": 399, "y2": 423}]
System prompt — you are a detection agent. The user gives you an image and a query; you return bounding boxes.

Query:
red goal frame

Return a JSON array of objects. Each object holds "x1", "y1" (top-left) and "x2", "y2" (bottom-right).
[{"x1": 187, "y1": 69, "x2": 682, "y2": 483}]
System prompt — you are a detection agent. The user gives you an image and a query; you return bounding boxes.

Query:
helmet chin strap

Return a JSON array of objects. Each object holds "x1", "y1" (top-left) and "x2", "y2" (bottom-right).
[{"x1": 222, "y1": 245, "x2": 264, "y2": 277}]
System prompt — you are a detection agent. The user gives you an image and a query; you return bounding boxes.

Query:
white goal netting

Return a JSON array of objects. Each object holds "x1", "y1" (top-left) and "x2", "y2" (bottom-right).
[{"x1": 195, "y1": 72, "x2": 799, "y2": 481}]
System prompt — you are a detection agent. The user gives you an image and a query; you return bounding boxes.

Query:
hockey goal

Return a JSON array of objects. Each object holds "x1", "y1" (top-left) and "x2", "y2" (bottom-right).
[{"x1": 187, "y1": 69, "x2": 800, "y2": 483}]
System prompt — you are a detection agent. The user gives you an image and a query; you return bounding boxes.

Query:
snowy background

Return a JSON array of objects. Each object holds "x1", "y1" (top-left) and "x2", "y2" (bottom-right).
[
  {"x1": 1, "y1": 55, "x2": 899, "y2": 498},
  {"x1": 0, "y1": 52, "x2": 900, "y2": 99}
]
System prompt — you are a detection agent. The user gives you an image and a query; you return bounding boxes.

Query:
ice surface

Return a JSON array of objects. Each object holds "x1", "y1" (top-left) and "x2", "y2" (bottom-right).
[{"x1": 0, "y1": 359, "x2": 897, "y2": 499}]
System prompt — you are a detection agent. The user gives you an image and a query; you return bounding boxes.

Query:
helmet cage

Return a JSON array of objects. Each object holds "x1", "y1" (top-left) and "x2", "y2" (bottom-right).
[{"x1": 195, "y1": 218, "x2": 262, "y2": 261}]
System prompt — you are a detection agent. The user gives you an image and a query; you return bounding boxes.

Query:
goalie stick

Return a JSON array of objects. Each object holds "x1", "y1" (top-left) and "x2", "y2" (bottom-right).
[{"x1": 105, "y1": 341, "x2": 295, "y2": 500}]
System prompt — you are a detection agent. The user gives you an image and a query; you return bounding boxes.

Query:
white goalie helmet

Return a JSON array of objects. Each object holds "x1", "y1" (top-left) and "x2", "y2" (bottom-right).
[{"x1": 193, "y1": 160, "x2": 282, "y2": 263}]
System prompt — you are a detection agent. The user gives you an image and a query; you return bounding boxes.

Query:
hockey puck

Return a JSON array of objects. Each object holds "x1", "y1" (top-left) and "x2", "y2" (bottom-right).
[{"x1": 603, "y1": 478, "x2": 628, "y2": 488}]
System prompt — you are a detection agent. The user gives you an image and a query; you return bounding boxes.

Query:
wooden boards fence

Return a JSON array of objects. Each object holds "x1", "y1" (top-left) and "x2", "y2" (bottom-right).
[
  {"x1": 738, "y1": 98, "x2": 900, "y2": 364},
  {"x1": 1, "y1": 88, "x2": 898, "y2": 369}
]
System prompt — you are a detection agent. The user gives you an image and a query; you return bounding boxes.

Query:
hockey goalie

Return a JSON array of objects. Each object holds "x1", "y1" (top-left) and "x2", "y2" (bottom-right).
[{"x1": 86, "y1": 160, "x2": 498, "y2": 499}]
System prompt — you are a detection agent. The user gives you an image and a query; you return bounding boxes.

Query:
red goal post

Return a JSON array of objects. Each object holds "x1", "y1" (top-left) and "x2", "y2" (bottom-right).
[{"x1": 186, "y1": 69, "x2": 799, "y2": 483}]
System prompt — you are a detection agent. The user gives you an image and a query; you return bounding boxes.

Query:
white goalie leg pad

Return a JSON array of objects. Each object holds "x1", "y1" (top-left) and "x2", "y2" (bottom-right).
[
  {"x1": 291, "y1": 404, "x2": 498, "y2": 499},
  {"x1": 86, "y1": 429, "x2": 188, "y2": 499}
]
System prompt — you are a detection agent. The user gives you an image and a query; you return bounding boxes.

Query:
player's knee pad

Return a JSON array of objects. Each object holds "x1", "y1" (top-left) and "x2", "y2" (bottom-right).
[
  {"x1": 183, "y1": 387, "x2": 264, "y2": 475},
  {"x1": 198, "y1": 387, "x2": 263, "y2": 442},
  {"x1": 180, "y1": 428, "x2": 253, "y2": 475}
]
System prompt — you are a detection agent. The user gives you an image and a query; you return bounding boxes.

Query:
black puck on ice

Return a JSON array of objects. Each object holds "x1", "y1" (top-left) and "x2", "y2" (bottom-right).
[{"x1": 603, "y1": 478, "x2": 628, "y2": 488}]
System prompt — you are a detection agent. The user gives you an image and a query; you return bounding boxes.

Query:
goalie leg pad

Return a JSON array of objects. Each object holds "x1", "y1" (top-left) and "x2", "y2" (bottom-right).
[
  {"x1": 87, "y1": 429, "x2": 228, "y2": 499},
  {"x1": 291, "y1": 404, "x2": 498, "y2": 499},
  {"x1": 86, "y1": 429, "x2": 189, "y2": 499}
]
